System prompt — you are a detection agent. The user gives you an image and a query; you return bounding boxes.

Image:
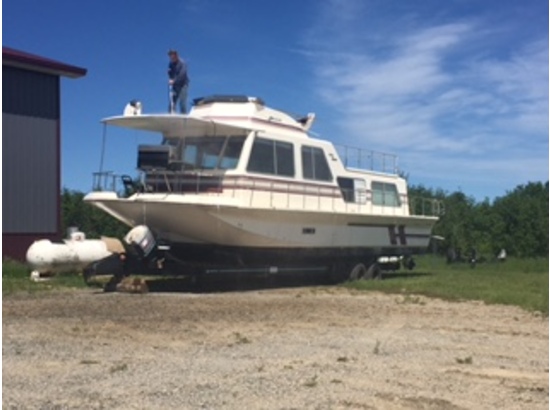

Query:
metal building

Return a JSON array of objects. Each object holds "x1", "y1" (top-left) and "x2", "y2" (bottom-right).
[{"x1": 3, "y1": 47, "x2": 87, "y2": 261}]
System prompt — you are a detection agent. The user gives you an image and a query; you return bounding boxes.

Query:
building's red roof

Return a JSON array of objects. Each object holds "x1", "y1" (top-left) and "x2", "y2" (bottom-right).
[{"x1": 3, "y1": 46, "x2": 87, "y2": 78}]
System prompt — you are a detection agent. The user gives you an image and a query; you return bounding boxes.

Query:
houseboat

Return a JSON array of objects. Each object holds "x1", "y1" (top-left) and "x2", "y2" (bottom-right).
[{"x1": 84, "y1": 95, "x2": 440, "y2": 282}]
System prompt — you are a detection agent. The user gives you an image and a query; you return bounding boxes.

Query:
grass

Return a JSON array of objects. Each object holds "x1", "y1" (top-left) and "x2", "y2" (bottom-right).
[
  {"x1": 4, "y1": 256, "x2": 548, "y2": 316},
  {"x1": 2, "y1": 258, "x2": 88, "y2": 296},
  {"x1": 344, "y1": 256, "x2": 549, "y2": 315}
]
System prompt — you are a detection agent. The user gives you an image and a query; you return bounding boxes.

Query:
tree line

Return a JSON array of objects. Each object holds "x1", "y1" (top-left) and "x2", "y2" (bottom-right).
[
  {"x1": 62, "y1": 180, "x2": 549, "y2": 259},
  {"x1": 410, "y1": 181, "x2": 549, "y2": 259}
]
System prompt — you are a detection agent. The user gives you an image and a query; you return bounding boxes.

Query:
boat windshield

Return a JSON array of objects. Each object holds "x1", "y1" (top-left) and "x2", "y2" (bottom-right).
[{"x1": 177, "y1": 136, "x2": 246, "y2": 170}]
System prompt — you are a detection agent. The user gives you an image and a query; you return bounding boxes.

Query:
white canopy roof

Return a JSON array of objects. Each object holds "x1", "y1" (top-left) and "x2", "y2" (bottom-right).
[{"x1": 102, "y1": 114, "x2": 251, "y2": 137}]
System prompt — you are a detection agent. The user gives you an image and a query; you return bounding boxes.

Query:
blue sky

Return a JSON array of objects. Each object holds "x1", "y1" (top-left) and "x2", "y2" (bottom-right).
[{"x1": 4, "y1": 0, "x2": 548, "y2": 201}]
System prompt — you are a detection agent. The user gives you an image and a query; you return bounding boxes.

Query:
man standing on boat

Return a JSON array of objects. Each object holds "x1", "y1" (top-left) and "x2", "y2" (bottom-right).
[{"x1": 168, "y1": 49, "x2": 189, "y2": 113}]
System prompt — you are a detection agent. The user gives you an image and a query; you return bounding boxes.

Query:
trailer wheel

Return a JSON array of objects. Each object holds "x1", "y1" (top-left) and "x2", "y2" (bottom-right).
[
  {"x1": 365, "y1": 263, "x2": 382, "y2": 280},
  {"x1": 403, "y1": 256, "x2": 416, "y2": 270},
  {"x1": 349, "y1": 263, "x2": 367, "y2": 281}
]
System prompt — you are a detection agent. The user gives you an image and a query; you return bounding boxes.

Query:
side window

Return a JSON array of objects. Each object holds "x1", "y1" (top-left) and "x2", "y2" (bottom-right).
[
  {"x1": 182, "y1": 144, "x2": 198, "y2": 167},
  {"x1": 247, "y1": 138, "x2": 274, "y2": 174},
  {"x1": 372, "y1": 181, "x2": 401, "y2": 206},
  {"x1": 201, "y1": 138, "x2": 226, "y2": 169},
  {"x1": 275, "y1": 141, "x2": 294, "y2": 176},
  {"x1": 337, "y1": 177, "x2": 366, "y2": 204},
  {"x1": 247, "y1": 137, "x2": 294, "y2": 177},
  {"x1": 301, "y1": 146, "x2": 333, "y2": 181},
  {"x1": 219, "y1": 136, "x2": 245, "y2": 170},
  {"x1": 337, "y1": 177, "x2": 354, "y2": 202},
  {"x1": 180, "y1": 136, "x2": 245, "y2": 170},
  {"x1": 181, "y1": 136, "x2": 226, "y2": 169}
]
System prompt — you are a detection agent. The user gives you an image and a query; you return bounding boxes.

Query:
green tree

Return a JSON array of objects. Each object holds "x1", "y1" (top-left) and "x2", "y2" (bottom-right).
[
  {"x1": 492, "y1": 182, "x2": 549, "y2": 257},
  {"x1": 469, "y1": 198, "x2": 504, "y2": 257},
  {"x1": 410, "y1": 181, "x2": 549, "y2": 258},
  {"x1": 438, "y1": 191, "x2": 477, "y2": 255},
  {"x1": 61, "y1": 189, "x2": 128, "y2": 239}
]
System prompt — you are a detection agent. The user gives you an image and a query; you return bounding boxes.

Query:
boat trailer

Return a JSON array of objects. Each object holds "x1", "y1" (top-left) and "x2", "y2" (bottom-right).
[{"x1": 81, "y1": 225, "x2": 416, "y2": 292}]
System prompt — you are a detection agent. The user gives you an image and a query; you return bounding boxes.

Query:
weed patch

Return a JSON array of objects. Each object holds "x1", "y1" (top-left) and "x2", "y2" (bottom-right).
[
  {"x1": 373, "y1": 340, "x2": 381, "y2": 355},
  {"x1": 455, "y1": 356, "x2": 473, "y2": 365},
  {"x1": 232, "y1": 332, "x2": 251, "y2": 345},
  {"x1": 303, "y1": 375, "x2": 318, "y2": 388},
  {"x1": 110, "y1": 363, "x2": 128, "y2": 373},
  {"x1": 80, "y1": 359, "x2": 101, "y2": 365}
]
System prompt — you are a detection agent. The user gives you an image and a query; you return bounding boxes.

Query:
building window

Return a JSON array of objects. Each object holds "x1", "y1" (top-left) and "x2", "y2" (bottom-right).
[
  {"x1": 301, "y1": 146, "x2": 332, "y2": 181},
  {"x1": 372, "y1": 181, "x2": 401, "y2": 206},
  {"x1": 247, "y1": 137, "x2": 294, "y2": 177}
]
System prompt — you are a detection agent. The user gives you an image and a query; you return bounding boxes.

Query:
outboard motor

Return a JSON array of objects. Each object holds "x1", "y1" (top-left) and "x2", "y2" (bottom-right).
[
  {"x1": 124, "y1": 225, "x2": 156, "y2": 259},
  {"x1": 83, "y1": 225, "x2": 162, "y2": 291}
]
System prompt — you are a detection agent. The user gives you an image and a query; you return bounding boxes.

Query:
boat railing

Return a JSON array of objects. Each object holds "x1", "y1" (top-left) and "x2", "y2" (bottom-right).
[
  {"x1": 92, "y1": 171, "x2": 223, "y2": 195},
  {"x1": 335, "y1": 145, "x2": 398, "y2": 174},
  {"x1": 92, "y1": 171, "x2": 121, "y2": 192},
  {"x1": 91, "y1": 171, "x2": 442, "y2": 217},
  {"x1": 408, "y1": 196, "x2": 444, "y2": 217}
]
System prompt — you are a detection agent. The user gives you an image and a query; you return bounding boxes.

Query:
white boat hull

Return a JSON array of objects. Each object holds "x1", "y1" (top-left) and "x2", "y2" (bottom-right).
[{"x1": 85, "y1": 193, "x2": 436, "y2": 252}]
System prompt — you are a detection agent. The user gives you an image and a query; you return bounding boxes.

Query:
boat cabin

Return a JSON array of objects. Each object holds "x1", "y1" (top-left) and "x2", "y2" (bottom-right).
[{"x1": 97, "y1": 96, "x2": 425, "y2": 217}]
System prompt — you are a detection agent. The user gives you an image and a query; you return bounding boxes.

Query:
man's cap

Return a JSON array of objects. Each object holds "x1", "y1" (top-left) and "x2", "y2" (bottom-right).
[{"x1": 168, "y1": 49, "x2": 178, "y2": 56}]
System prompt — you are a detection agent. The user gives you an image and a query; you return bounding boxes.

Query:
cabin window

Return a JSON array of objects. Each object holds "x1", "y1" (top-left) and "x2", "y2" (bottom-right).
[
  {"x1": 219, "y1": 137, "x2": 246, "y2": 169},
  {"x1": 247, "y1": 137, "x2": 294, "y2": 177},
  {"x1": 302, "y1": 146, "x2": 332, "y2": 181},
  {"x1": 372, "y1": 181, "x2": 401, "y2": 206},
  {"x1": 337, "y1": 177, "x2": 367, "y2": 204},
  {"x1": 181, "y1": 136, "x2": 245, "y2": 170}
]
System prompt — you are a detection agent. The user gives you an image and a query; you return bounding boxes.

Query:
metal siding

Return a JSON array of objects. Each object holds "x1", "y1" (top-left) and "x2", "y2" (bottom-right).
[
  {"x1": 3, "y1": 113, "x2": 59, "y2": 233},
  {"x1": 3, "y1": 66, "x2": 59, "y2": 119}
]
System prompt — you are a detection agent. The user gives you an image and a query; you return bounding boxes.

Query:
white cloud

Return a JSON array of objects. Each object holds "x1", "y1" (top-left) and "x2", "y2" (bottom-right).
[{"x1": 303, "y1": 2, "x2": 548, "y2": 197}]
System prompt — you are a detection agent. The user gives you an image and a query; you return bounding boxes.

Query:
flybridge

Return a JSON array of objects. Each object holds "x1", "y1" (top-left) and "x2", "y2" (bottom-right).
[
  {"x1": 105, "y1": 95, "x2": 400, "y2": 176},
  {"x1": 190, "y1": 94, "x2": 317, "y2": 132}
]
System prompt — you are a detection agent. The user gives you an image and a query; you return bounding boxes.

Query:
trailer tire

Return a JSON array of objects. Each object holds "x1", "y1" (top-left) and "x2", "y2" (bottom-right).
[
  {"x1": 404, "y1": 256, "x2": 416, "y2": 270},
  {"x1": 349, "y1": 263, "x2": 367, "y2": 281},
  {"x1": 365, "y1": 263, "x2": 382, "y2": 280}
]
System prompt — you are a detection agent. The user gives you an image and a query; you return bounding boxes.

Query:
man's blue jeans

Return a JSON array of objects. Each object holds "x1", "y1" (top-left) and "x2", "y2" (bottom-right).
[{"x1": 170, "y1": 85, "x2": 188, "y2": 113}]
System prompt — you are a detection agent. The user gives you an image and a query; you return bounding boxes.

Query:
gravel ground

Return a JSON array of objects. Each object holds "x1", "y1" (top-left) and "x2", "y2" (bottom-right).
[{"x1": 3, "y1": 284, "x2": 548, "y2": 409}]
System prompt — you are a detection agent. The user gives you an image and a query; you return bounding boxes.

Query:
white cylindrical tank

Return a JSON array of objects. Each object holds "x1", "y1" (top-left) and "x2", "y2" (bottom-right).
[{"x1": 26, "y1": 237, "x2": 113, "y2": 275}]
